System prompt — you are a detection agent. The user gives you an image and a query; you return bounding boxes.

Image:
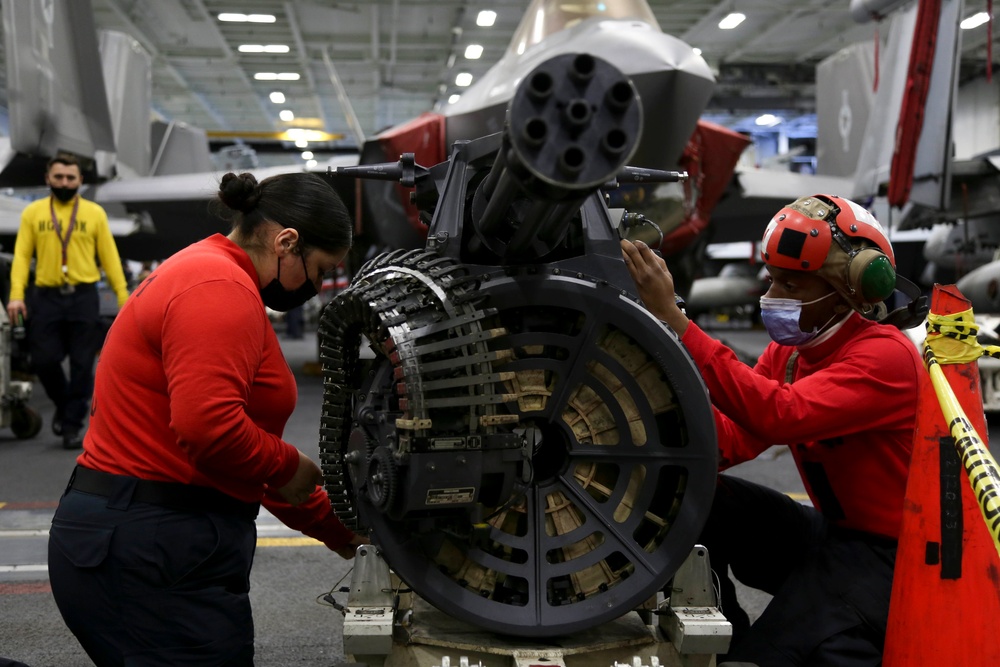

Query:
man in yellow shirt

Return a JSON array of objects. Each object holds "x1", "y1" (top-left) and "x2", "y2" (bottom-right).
[{"x1": 6, "y1": 155, "x2": 129, "y2": 449}]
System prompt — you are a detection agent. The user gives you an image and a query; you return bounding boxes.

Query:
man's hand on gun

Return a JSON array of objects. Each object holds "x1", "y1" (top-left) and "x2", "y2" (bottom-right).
[{"x1": 620, "y1": 239, "x2": 690, "y2": 336}]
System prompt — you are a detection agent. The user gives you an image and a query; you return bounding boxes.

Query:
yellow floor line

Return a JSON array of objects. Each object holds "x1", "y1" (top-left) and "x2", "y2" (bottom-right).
[
  {"x1": 786, "y1": 492, "x2": 810, "y2": 501},
  {"x1": 256, "y1": 536, "x2": 322, "y2": 547}
]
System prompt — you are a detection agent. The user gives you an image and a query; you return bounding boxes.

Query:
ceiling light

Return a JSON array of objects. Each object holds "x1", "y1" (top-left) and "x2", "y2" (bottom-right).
[
  {"x1": 239, "y1": 44, "x2": 290, "y2": 53},
  {"x1": 477, "y1": 10, "x2": 497, "y2": 27},
  {"x1": 306, "y1": 159, "x2": 318, "y2": 169},
  {"x1": 464, "y1": 44, "x2": 484, "y2": 59},
  {"x1": 455, "y1": 72, "x2": 473, "y2": 87},
  {"x1": 254, "y1": 73, "x2": 299, "y2": 81},
  {"x1": 718, "y1": 12, "x2": 746, "y2": 29},
  {"x1": 269, "y1": 92, "x2": 285, "y2": 104},
  {"x1": 285, "y1": 128, "x2": 333, "y2": 141},
  {"x1": 295, "y1": 138, "x2": 309, "y2": 148},
  {"x1": 218, "y1": 13, "x2": 275, "y2": 23},
  {"x1": 301, "y1": 151, "x2": 314, "y2": 160},
  {"x1": 961, "y1": 12, "x2": 990, "y2": 29},
  {"x1": 755, "y1": 113, "x2": 781, "y2": 127},
  {"x1": 693, "y1": 47, "x2": 702, "y2": 56},
  {"x1": 448, "y1": 94, "x2": 461, "y2": 104},
  {"x1": 279, "y1": 110, "x2": 294, "y2": 121}
]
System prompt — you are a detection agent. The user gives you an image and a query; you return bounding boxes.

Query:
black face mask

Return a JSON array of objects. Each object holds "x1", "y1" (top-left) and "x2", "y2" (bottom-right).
[
  {"x1": 50, "y1": 186, "x2": 78, "y2": 203},
  {"x1": 260, "y1": 252, "x2": 317, "y2": 312}
]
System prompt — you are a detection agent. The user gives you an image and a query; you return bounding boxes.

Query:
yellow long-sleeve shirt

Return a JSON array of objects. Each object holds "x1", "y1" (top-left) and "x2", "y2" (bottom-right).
[{"x1": 10, "y1": 195, "x2": 130, "y2": 307}]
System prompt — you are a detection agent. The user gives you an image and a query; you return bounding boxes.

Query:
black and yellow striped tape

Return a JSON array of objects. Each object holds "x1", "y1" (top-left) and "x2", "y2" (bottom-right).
[{"x1": 924, "y1": 309, "x2": 1000, "y2": 560}]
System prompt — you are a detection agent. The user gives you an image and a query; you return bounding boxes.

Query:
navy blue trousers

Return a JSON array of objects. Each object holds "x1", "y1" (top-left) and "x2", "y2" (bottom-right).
[
  {"x1": 700, "y1": 474, "x2": 896, "y2": 666},
  {"x1": 27, "y1": 285, "x2": 103, "y2": 433},
  {"x1": 48, "y1": 482, "x2": 257, "y2": 666}
]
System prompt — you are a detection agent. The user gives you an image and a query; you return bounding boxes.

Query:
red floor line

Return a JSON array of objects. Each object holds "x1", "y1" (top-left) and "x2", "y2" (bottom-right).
[{"x1": 0, "y1": 581, "x2": 51, "y2": 595}]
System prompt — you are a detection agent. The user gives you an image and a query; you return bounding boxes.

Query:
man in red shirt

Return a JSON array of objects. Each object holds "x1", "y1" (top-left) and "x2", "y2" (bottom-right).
[{"x1": 622, "y1": 194, "x2": 925, "y2": 666}]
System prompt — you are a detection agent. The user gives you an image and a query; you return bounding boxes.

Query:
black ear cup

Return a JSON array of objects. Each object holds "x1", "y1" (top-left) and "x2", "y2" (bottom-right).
[{"x1": 847, "y1": 248, "x2": 896, "y2": 303}]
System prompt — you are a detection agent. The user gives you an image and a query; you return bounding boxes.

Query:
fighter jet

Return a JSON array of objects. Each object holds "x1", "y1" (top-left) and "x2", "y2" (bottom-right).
[{"x1": 348, "y1": 0, "x2": 748, "y2": 292}]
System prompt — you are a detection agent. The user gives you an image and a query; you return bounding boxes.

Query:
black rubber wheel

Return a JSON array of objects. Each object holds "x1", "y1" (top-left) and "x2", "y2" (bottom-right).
[{"x1": 11, "y1": 405, "x2": 42, "y2": 439}]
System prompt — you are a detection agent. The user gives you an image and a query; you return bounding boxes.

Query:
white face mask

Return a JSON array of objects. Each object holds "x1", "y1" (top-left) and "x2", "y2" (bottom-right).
[{"x1": 759, "y1": 292, "x2": 837, "y2": 346}]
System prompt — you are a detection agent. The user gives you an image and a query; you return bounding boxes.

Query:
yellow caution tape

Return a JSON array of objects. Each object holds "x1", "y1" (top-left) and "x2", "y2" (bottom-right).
[
  {"x1": 926, "y1": 308, "x2": 1000, "y2": 363},
  {"x1": 923, "y1": 309, "x2": 1000, "y2": 560}
]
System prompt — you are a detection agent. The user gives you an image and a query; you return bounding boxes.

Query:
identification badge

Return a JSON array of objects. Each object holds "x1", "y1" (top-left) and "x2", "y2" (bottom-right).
[{"x1": 60, "y1": 265, "x2": 73, "y2": 294}]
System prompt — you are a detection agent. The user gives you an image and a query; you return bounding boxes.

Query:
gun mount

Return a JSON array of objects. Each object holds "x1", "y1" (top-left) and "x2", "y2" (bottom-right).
[{"x1": 320, "y1": 53, "x2": 717, "y2": 639}]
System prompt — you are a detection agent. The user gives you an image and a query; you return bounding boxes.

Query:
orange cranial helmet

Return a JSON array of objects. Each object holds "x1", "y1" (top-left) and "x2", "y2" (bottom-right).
[{"x1": 760, "y1": 194, "x2": 897, "y2": 309}]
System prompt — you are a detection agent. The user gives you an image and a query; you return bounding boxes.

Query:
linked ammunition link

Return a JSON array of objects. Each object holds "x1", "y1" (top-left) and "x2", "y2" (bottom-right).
[{"x1": 316, "y1": 248, "x2": 510, "y2": 530}]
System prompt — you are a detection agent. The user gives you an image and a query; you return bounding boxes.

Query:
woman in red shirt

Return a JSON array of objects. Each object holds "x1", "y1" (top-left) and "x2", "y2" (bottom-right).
[{"x1": 48, "y1": 171, "x2": 365, "y2": 665}]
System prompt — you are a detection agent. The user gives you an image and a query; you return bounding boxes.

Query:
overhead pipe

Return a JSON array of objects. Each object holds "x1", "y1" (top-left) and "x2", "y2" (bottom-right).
[
  {"x1": 850, "y1": 0, "x2": 913, "y2": 23},
  {"x1": 322, "y1": 49, "x2": 367, "y2": 148}
]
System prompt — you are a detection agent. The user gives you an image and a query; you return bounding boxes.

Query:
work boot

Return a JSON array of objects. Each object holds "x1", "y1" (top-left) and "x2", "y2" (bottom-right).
[
  {"x1": 62, "y1": 430, "x2": 83, "y2": 450},
  {"x1": 51, "y1": 407, "x2": 63, "y2": 437}
]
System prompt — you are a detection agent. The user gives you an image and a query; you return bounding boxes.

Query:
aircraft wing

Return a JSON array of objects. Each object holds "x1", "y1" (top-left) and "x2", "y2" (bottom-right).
[
  {"x1": 708, "y1": 170, "x2": 853, "y2": 244},
  {"x1": 0, "y1": 192, "x2": 140, "y2": 255}
]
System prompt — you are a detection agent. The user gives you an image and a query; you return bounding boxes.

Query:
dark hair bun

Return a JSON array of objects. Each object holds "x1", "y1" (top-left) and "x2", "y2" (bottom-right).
[{"x1": 218, "y1": 172, "x2": 261, "y2": 214}]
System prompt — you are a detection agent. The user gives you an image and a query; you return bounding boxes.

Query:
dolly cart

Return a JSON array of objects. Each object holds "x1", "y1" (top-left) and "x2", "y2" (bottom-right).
[{"x1": 0, "y1": 308, "x2": 41, "y2": 439}]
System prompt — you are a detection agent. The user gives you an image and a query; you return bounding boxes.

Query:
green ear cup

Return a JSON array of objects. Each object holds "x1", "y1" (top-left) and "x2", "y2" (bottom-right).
[{"x1": 860, "y1": 254, "x2": 896, "y2": 302}]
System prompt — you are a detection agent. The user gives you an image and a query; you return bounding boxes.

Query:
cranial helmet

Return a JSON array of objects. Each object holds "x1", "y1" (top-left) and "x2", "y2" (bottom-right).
[{"x1": 760, "y1": 194, "x2": 897, "y2": 311}]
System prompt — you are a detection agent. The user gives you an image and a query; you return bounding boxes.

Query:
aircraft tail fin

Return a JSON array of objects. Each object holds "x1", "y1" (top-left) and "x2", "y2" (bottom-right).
[
  {"x1": 96, "y1": 31, "x2": 153, "y2": 179},
  {"x1": 815, "y1": 41, "x2": 876, "y2": 179},
  {"x1": 149, "y1": 121, "x2": 213, "y2": 177},
  {"x1": 0, "y1": 1, "x2": 210, "y2": 183},
  {"x1": 0, "y1": 0, "x2": 115, "y2": 185},
  {"x1": 851, "y1": 0, "x2": 962, "y2": 220}
]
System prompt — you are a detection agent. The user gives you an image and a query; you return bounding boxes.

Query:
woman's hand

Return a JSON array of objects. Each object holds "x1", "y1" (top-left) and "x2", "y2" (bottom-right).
[
  {"x1": 276, "y1": 449, "x2": 323, "y2": 507},
  {"x1": 333, "y1": 533, "x2": 370, "y2": 560}
]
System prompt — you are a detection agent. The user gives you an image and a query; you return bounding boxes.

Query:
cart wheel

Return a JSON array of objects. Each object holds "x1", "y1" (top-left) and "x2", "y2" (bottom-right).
[{"x1": 11, "y1": 405, "x2": 42, "y2": 439}]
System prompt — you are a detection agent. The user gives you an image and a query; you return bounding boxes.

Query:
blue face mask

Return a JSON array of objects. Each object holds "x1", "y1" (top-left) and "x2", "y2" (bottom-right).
[{"x1": 759, "y1": 293, "x2": 837, "y2": 346}]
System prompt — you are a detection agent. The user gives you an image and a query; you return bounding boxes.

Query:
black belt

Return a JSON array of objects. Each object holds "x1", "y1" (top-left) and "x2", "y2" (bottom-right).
[
  {"x1": 68, "y1": 465, "x2": 259, "y2": 521},
  {"x1": 36, "y1": 282, "x2": 97, "y2": 292}
]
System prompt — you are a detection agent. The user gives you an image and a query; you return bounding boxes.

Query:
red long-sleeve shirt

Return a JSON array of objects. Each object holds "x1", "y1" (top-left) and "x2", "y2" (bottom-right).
[
  {"x1": 79, "y1": 234, "x2": 353, "y2": 550},
  {"x1": 681, "y1": 313, "x2": 923, "y2": 540}
]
